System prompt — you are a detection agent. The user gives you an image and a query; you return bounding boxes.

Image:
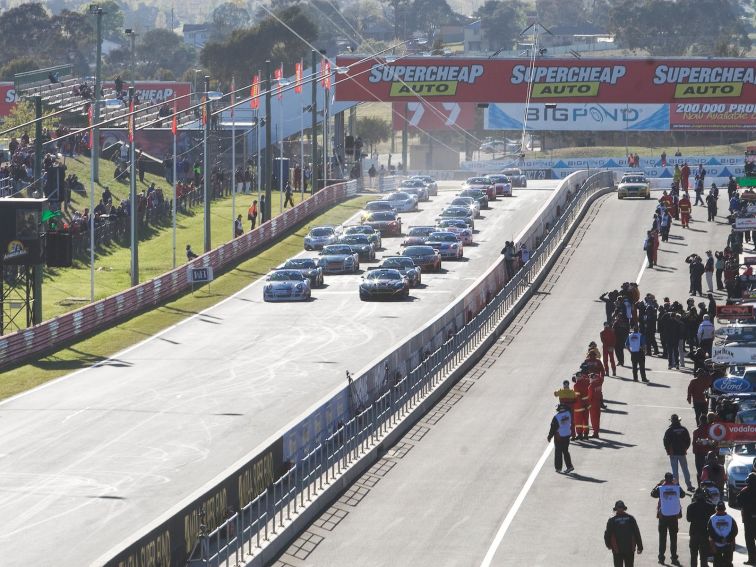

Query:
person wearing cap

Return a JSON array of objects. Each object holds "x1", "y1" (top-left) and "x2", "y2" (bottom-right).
[
  {"x1": 652, "y1": 473, "x2": 687, "y2": 565},
  {"x1": 588, "y1": 372, "x2": 604, "y2": 438},
  {"x1": 546, "y1": 403, "x2": 574, "y2": 473},
  {"x1": 687, "y1": 487, "x2": 716, "y2": 567},
  {"x1": 625, "y1": 325, "x2": 649, "y2": 382},
  {"x1": 707, "y1": 501, "x2": 738, "y2": 566},
  {"x1": 736, "y1": 473, "x2": 756, "y2": 565},
  {"x1": 664, "y1": 414, "x2": 695, "y2": 491},
  {"x1": 554, "y1": 380, "x2": 577, "y2": 438},
  {"x1": 697, "y1": 315, "x2": 715, "y2": 358},
  {"x1": 688, "y1": 370, "x2": 712, "y2": 426},
  {"x1": 600, "y1": 321, "x2": 617, "y2": 376},
  {"x1": 583, "y1": 346, "x2": 606, "y2": 378},
  {"x1": 701, "y1": 451, "x2": 726, "y2": 495},
  {"x1": 572, "y1": 370, "x2": 591, "y2": 440},
  {"x1": 604, "y1": 500, "x2": 643, "y2": 566}
]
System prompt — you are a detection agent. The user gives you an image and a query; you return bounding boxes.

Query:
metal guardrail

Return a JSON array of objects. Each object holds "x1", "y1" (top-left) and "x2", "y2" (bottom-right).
[{"x1": 187, "y1": 170, "x2": 615, "y2": 567}]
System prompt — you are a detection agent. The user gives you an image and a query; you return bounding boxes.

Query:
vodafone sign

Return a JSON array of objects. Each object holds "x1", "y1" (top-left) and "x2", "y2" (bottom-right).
[
  {"x1": 709, "y1": 422, "x2": 756, "y2": 442},
  {"x1": 335, "y1": 57, "x2": 756, "y2": 105}
]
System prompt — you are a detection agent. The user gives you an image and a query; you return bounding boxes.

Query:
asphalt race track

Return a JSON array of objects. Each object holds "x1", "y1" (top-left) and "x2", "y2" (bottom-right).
[
  {"x1": 0, "y1": 180, "x2": 556, "y2": 565},
  {"x1": 273, "y1": 192, "x2": 741, "y2": 566}
]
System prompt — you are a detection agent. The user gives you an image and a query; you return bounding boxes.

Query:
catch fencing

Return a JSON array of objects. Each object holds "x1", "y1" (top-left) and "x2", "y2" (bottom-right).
[{"x1": 183, "y1": 170, "x2": 616, "y2": 567}]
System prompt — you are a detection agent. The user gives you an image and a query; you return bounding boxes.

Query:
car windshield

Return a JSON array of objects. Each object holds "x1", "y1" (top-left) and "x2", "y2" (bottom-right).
[
  {"x1": 408, "y1": 227, "x2": 435, "y2": 236},
  {"x1": 488, "y1": 176, "x2": 509, "y2": 183},
  {"x1": 452, "y1": 198, "x2": 474, "y2": 206},
  {"x1": 441, "y1": 207, "x2": 469, "y2": 216},
  {"x1": 382, "y1": 257, "x2": 414, "y2": 268},
  {"x1": 622, "y1": 177, "x2": 646, "y2": 183},
  {"x1": 428, "y1": 232, "x2": 457, "y2": 242},
  {"x1": 365, "y1": 201, "x2": 392, "y2": 211},
  {"x1": 413, "y1": 176, "x2": 434, "y2": 182},
  {"x1": 367, "y1": 212, "x2": 396, "y2": 221},
  {"x1": 460, "y1": 189, "x2": 483, "y2": 197},
  {"x1": 284, "y1": 259, "x2": 316, "y2": 269},
  {"x1": 387, "y1": 192, "x2": 411, "y2": 201},
  {"x1": 341, "y1": 235, "x2": 370, "y2": 244},
  {"x1": 366, "y1": 270, "x2": 402, "y2": 281},
  {"x1": 438, "y1": 219, "x2": 466, "y2": 228},
  {"x1": 310, "y1": 227, "x2": 334, "y2": 237},
  {"x1": 466, "y1": 178, "x2": 490, "y2": 185},
  {"x1": 734, "y1": 443, "x2": 756, "y2": 455},
  {"x1": 269, "y1": 270, "x2": 305, "y2": 281},
  {"x1": 345, "y1": 226, "x2": 372, "y2": 235},
  {"x1": 400, "y1": 180, "x2": 421, "y2": 187},
  {"x1": 322, "y1": 245, "x2": 353, "y2": 255},
  {"x1": 404, "y1": 246, "x2": 434, "y2": 256}
]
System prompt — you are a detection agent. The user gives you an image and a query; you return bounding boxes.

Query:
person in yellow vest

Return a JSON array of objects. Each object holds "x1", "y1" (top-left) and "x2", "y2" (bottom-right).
[{"x1": 554, "y1": 380, "x2": 577, "y2": 438}]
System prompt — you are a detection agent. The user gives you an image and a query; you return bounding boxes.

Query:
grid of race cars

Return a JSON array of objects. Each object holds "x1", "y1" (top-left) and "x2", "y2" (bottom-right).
[{"x1": 262, "y1": 173, "x2": 515, "y2": 302}]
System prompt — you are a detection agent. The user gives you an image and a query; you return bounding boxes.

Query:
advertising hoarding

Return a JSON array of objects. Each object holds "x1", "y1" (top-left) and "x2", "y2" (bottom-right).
[{"x1": 484, "y1": 103, "x2": 670, "y2": 131}]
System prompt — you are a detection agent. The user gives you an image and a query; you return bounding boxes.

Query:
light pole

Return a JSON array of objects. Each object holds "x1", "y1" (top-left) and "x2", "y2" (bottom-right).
[
  {"x1": 302, "y1": 105, "x2": 311, "y2": 200},
  {"x1": 129, "y1": 85, "x2": 138, "y2": 286},
  {"x1": 89, "y1": 4, "x2": 103, "y2": 182},
  {"x1": 310, "y1": 50, "x2": 318, "y2": 193},
  {"x1": 201, "y1": 81, "x2": 223, "y2": 252},
  {"x1": 125, "y1": 28, "x2": 137, "y2": 88},
  {"x1": 278, "y1": 80, "x2": 291, "y2": 210},
  {"x1": 231, "y1": 75, "x2": 236, "y2": 240},
  {"x1": 264, "y1": 60, "x2": 273, "y2": 222}
]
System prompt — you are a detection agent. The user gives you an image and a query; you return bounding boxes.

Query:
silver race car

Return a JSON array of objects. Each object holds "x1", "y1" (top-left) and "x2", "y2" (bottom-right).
[
  {"x1": 263, "y1": 269, "x2": 312, "y2": 302},
  {"x1": 318, "y1": 244, "x2": 360, "y2": 274}
]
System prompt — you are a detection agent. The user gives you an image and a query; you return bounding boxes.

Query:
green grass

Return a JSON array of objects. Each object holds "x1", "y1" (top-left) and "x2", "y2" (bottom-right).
[
  {"x1": 42, "y1": 154, "x2": 310, "y2": 320},
  {"x1": 1, "y1": 194, "x2": 374, "y2": 400}
]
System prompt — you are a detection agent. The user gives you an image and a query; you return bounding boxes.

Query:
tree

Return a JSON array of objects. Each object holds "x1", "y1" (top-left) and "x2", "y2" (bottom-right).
[
  {"x1": 535, "y1": 0, "x2": 589, "y2": 29},
  {"x1": 407, "y1": 0, "x2": 460, "y2": 36},
  {"x1": 138, "y1": 29, "x2": 196, "y2": 79},
  {"x1": 357, "y1": 116, "x2": 391, "y2": 146},
  {"x1": 0, "y1": 57, "x2": 39, "y2": 82},
  {"x1": 210, "y1": 2, "x2": 251, "y2": 41},
  {"x1": 474, "y1": 0, "x2": 526, "y2": 51},
  {"x1": 87, "y1": 0, "x2": 125, "y2": 43},
  {"x1": 0, "y1": 4, "x2": 54, "y2": 61},
  {"x1": 201, "y1": 5, "x2": 317, "y2": 84}
]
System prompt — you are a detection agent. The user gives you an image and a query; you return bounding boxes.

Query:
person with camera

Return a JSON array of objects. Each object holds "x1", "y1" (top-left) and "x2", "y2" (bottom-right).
[{"x1": 652, "y1": 472, "x2": 687, "y2": 566}]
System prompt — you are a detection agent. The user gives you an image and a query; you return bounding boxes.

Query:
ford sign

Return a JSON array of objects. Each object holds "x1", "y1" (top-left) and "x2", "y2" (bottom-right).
[{"x1": 713, "y1": 377, "x2": 752, "y2": 393}]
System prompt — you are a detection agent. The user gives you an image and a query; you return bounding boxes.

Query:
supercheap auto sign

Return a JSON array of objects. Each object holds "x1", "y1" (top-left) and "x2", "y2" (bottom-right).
[{"x1": 334, "y1": 57, "x2": 756, "y2": 104}]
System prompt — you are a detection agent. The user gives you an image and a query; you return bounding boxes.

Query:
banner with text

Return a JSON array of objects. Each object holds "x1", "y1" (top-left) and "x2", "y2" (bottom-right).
[{"x1": 484, "y1": 103, "x2": 669, "y2": 131}]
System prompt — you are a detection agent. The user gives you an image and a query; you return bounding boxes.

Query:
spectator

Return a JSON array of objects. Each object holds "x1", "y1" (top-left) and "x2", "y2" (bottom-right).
[{"x1": 234, "y1": 214, "x2": 243, "y2": 237}]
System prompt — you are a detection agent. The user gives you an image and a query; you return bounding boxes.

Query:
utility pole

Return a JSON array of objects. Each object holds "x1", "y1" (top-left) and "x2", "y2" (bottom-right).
[
  {"x1": 401, "y1": 102, "x2": 408, "y2": 174},
  {"x1": 91, "y1": 5, "x2": 103, "y2": 182},
  {"x1": 310, "y1": 50, "x2": 318, "y2": 193},
  {"x1": 32, "y1": 95, "x2": 43, "y2": 324},
  {"x1": 203, "y1": 75, "x2": 211, "y2": 252},
  {"x1": 129, "y1": 86, "x2": 139, "y2": 286},
  {"x1": 264, "y1": 60, "x2": 273, "y2": 221}
]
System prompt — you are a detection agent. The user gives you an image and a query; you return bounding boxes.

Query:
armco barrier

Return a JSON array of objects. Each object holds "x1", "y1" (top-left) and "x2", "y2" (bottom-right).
[
  {"x1": 0, "y1": 181, "x2": 360, "y2": 370},
  {"x1": 98, "y1": 170, "x2": 613, "y2": 567}
]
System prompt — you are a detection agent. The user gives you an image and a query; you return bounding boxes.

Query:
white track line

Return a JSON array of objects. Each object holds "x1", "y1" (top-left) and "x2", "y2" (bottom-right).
[{"x1": 479, "y1": 442, "x2": 553, "y2": 567}]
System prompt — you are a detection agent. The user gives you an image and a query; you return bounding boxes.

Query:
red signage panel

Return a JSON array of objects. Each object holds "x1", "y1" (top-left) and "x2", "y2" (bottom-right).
[
  {"x1": 717, "y1": 304, "x2": 755, "y2": 319},
  {"x1": 335, "y1": 57, "x2": 756, "y2": 105},
  {"x1": 392, "y1": 101, "x2": 475, "y2": 131},
  {"x1": 709, "y1": 422, "x2": 756, "y2": 442}
]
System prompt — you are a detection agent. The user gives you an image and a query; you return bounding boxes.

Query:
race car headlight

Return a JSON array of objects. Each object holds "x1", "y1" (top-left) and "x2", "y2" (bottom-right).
[{"x1": 296, "y1": 284, "x2": 303, "y2": 290}]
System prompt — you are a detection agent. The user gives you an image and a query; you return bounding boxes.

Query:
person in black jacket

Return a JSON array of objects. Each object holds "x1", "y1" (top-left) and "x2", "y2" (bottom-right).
[
  {"x1": 664, "y1": 414, "x2": 695, "y2": 492},
  {"x1": 643, "y1": 296, "x2": 659, "y2": 356},
  {"x1": 736, "y1": 473, "x2": 756, "y2": 565},
  {"x1": 687, "y1": 488, "x2": 715, "y2": 567},
  {"x1": 599, "y1": 290, "x2": 619, "y2": 322},
  {"x1": 604, "y1": 500, "x2": 643, "y2": 566}
]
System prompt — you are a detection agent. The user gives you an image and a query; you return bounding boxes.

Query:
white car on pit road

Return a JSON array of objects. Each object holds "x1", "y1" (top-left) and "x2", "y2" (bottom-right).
[
  {"x1": 617, "y1": 173, "x2": 651, "y2": 199},
  {"x1": 383, "y1": 191, "x2": 418, "y2": 213},
  {"x1": 263, "y1": 270, "x2": 312, "y2": 302},
  {"x1": 304, "y1": 225, "x2": 341, "y2": 250},
  {"x1": 410, "y1": 175, "x2": 438, "y2": 196},
  {"x1": 435, "y1": 218, "x2": 473, "y2": 245}
]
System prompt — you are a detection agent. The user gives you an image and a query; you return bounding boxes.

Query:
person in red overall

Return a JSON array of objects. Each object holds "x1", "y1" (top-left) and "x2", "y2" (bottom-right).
[
  {"x1": 583, "y1": 346, "x2": 606, "y2": 378},
  {"x1": 588, "y1": 372, "x2": 604, "y2": 438},
  {"x1": 670, "y1": 193, "x2": 679, "y2": 220},
  {"x1": 572, "y1": 370, "x2": 591, "y2": 440},
  {"x1": 600, "y1": 322, "x2": 617, "y2": 376},
  {"x1": 679, "y1": 193, "x2": 692, "y2": 228},
  {"x1": 681, "y1": 162, "x2": 691, "y2": 191},
  {"x1": 659, "y1": 191, "x2": 673, "y2": 212}
]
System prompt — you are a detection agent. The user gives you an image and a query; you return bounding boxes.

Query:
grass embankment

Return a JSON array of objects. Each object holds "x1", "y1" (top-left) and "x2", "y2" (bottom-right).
[
  {"x1": 1, "y1": 194, "x2": 373, "y2": 400},
  {"x1": 44, "y1": 155, "x2": 308, "y2": 320}
]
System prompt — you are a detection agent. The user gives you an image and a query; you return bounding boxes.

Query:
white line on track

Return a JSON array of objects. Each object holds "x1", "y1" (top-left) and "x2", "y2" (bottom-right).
[{"x1": 479, "y1": 442, "x2": 553, "y2": 567}]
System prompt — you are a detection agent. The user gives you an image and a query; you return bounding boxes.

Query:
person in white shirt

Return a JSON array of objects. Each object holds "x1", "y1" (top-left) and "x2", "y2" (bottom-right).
[{"x1": 696, "y1": 314, "x2": 715, "y2": 358}]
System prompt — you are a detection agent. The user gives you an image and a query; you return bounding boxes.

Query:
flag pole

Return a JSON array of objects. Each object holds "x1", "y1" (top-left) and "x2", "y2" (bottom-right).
[
  {"x1": 88, "y1": 106, "x2": 95, "y2": 301},
  {"x1": 172, "y1": 96, "x2": 178, "y2": 268},
  {"x1": 231, "y1": 75, "x2": 236, "y2": 240}
]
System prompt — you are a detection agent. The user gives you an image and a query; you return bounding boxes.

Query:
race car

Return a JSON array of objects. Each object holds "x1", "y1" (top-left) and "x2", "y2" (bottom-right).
[
  {"x1": 425, "y1": 231, "x2": 463, "y2": 260},
  {"x1": 263, "y1": 269, "x2": 312, "y2": 302},
  {"x1": 377, "y1": 256, "x2": 422, "y2": 287},
  {"x1": 462, "y1": 176, "x2": 496, "y2": 201},
  {"x1": 726, "y1": 442, "x2": 756, "y2": 503},
  {"x1": 359, "y1": 268, "x2": 410, "y2": 301},
  {"x1": 402, "y1": 226, "x2": 436, "y2": 246},
  {"x1": 303, "y1": 225, "x2": 340, "y2": 250},
  {"x1": 360, "y1": 200, "x2": 395, "y2": 221},
  {"x1": 342, "y1": 225, "x2": 382, "y2": 250},
  {"x1": 437, "y1": 205, "x2": 475, "y2": 230},
  {"x1": 337, "y1": 233, "x2": 376, "y2": 261},
  {"x1": 398, "y1": 179, "x2": 429, "y2": 201},
  {"x1": 410, "y1": 175, "x2": 438, "y2": 196},
  {"x1": 277, "y1": 257, "x2": 324, "y2": 288},
  {"x1": 458, "y1": 188, "x2": 489, "y2": 209},
  {"x1": 617, "y1": 173, "x2": 651, "y2": 199},
  {"x1": 318, "y1": 244, "x2": 360, "y2": 274},
  {"x1": 400, "y1": 245, "x2": 442, "y2": 273},
  {"x1": 436, "y1": 218, "x2": 473, "y2": 245},
  {"x1": 451, "y1": 196, "x2": 481, "y2": 218},
  {"x1": 383, "y1": 191, "x2": 418, "y2": 213},
  {"x1": 363, "y1": 211, "x2": 402, "y2": 236},
  {"x1": 501, "y1": 167, "x2": 527, "y2": 187},
  {"x1": 486, "y1": 174, "x2": 513, "y2": 197}
]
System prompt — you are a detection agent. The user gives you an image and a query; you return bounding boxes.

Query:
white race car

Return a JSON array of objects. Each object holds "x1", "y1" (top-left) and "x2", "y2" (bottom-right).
[{"x1": 263, "y1": 270, "x2": 312, "y2": 302}]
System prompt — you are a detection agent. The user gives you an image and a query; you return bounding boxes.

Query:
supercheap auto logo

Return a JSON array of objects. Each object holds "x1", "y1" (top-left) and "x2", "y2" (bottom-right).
[
  {"x1": 654, "y1": 65, "x2": 756, "y2": 98},
  {"x1": 510, "y1": 65, "x2": 626, "y2": 97},
  {"x1": 368, "y1": 63, "x2": 484, "y2": 96}
]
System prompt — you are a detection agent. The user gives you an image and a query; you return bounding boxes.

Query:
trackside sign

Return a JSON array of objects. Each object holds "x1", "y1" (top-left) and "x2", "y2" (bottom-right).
[{"x1": 335, "y1": 57, "x2": 756, "y2": 105}]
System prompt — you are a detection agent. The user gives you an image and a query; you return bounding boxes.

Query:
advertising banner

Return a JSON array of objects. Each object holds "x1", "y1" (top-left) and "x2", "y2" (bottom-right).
[
  {"x1": 0, "y1": 82, "x2": 17, "y2": 117},
  {"x1": 484, "y1": 102, "x2": 669, "y2": 131},
  {"x1": 392, "y1": 101, "x2": 475, "y2": 131},
  {"x1": 669, "y1": 102, "x2": 756, "y2": 130},
  {"x1": 708, "y1": 422, "x2": 756, "y2": 443},
  {"x1": 716, "y1": 304, "x2": 755, "y2": 319},
  {"x1": 336, "y1": 57, "x2": 756, "y2": 106}
]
